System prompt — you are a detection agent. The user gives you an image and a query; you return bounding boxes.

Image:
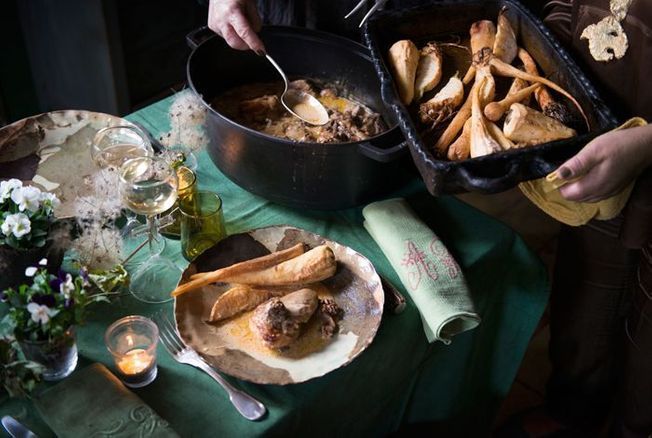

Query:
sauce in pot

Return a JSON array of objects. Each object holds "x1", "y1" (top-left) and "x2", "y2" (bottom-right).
[{"x1": 212, "y1": 79, "x2": 387, "y2": 143}]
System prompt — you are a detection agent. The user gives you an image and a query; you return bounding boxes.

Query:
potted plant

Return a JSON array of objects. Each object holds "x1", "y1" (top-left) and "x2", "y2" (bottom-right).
[
  {"x1": 0, "y1": 261, "x2": 114, "y2": 381},
  {"x1": 0, "y1": 179, "x2": 65, "y2": 290}
]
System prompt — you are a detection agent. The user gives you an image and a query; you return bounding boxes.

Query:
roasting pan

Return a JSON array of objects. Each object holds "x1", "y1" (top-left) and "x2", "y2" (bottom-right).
[{"x1": 364, "y1": 0, "x2": 618, "y2": 195}]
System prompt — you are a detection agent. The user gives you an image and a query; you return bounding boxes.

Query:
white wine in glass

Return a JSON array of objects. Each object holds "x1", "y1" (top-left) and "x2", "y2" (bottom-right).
[
  {"x1": 92, "y1": 126, "x2": 153, "y2": 169},
  {"x1": 121, "y1": 160, "x2": 178, "y2": 216},
  {"x1": 119, "y1": 156, "x2": 181, "y2": 303},
  {"x1": 91, "y1": 125, "x2": 154, "y2": 241}
]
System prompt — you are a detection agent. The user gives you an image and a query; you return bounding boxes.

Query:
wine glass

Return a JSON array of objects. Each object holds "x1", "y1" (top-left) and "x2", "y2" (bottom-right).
[
  {"x1": 91, "y1": 126, "x2": 154, "y2": 240},
  {"x1": 119, "y1": 156, "x2": 182, "y2": 303},
  {"x1": 91, "y1": 125, "x2": 154, "y2": 168}
]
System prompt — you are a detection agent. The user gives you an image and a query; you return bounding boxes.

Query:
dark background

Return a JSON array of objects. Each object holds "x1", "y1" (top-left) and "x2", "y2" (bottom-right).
[
  {"x1": 0, "y1": 0, "x2": 207, "y2": 126},
  {"x1": 0, "y1": 0, "x2": 546, "y2": 127}
]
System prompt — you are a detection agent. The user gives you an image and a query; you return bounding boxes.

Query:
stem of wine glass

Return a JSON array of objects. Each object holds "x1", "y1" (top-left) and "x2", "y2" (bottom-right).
[{"x1": 147, "y1": 215, "x2": 157, "y2": 255}]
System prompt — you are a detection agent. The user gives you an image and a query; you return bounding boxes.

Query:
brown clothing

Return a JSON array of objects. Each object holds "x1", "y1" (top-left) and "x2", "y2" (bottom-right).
[
  {"x1": 543, "y1": 0, "x2": 652, "y2": 122},
  {"x1": 541, "y1": 1, "x2": 652, "y2": 436}
]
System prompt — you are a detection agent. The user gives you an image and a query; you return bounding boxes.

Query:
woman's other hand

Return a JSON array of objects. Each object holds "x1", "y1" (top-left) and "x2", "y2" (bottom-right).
[
  {"x1": 556, "y1": 124, "x2": 652, "y2": 203},
  {"x1": 208, "y1": 0, "x2": 266, "y2": 54}
]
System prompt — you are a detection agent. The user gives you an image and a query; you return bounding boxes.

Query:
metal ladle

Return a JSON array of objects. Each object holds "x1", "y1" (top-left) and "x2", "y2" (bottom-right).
[{"x1": 265, "y1": 54, "x2": 330, "y2": 126}]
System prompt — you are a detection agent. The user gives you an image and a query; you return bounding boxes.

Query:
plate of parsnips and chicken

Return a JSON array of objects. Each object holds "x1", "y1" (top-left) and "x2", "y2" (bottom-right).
[{"x1": 171, "y1": 225, "x2": 385, "y2": 385}]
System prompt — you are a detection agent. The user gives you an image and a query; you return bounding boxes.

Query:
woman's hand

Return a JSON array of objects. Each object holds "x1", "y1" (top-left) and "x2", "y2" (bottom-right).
[
  {"x1": 208, "y1": 0, "x2": 265, "y2": 54},
  {"x1": 556, "y1": 124, "x2": 652, "y2": 203}
]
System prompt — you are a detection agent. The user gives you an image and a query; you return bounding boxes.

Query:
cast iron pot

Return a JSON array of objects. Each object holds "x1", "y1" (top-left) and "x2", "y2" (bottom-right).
[{"x1": 186, "y1": 26, "x2": 412, "y2": 210}]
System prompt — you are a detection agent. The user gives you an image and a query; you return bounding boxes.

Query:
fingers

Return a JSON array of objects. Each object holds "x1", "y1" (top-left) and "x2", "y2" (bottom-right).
[
  {"x1": 558, "y1": 163, "x2": 625, "y2": 203},
  {"x1": 221, "y1": 24, "x2": 250, "y2": 51},
  {"x1": 557, "y1": 137, "x2": 598, "y2": 179},
  {"x1": 230, "y1": 9, "x2": 266, "y2": 54},
  {"x1": 207, "y1": 0, "x2": 265, "y2": 53}
]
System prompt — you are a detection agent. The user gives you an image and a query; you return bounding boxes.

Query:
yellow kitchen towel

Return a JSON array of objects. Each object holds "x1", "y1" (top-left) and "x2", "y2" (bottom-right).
[
  {"x1": 519, "y1": 117, "x2": 647, "y2": 226},
  {"x1": 362, "y1": 198, "x2": 480, "y2": 344}
]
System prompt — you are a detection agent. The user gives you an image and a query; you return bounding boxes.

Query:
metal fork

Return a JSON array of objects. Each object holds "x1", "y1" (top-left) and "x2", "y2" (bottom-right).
[
  {"x1": 154, "y1": 313, "x2": 267, "y2": 421},
  {"x1": 344, "y1": 0, "x2": 389, "y2": 27}
]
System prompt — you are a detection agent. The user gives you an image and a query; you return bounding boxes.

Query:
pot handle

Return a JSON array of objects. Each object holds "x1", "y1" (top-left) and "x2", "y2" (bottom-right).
[
  {"x1": 357, "y1": 140, "x2": 408, "y2": 163},
  {"x1": 186, "y1": 26, "x2": 216, "y2": 50}
]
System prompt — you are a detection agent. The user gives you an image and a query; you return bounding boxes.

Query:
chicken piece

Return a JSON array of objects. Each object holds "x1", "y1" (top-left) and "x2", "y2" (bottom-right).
[
  {"x1": 318, "y1": 298, "x2": 344, "y2": 339},
  {"x1": 239, "y1": 95, "x2": 282, "y2": 123},
  {"x1": 250, "y1": 288, "x2": 319, "y2": 349}
]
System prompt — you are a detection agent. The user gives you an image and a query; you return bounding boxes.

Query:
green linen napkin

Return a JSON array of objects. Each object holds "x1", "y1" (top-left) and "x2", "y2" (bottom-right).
[
  {"x1": 363, "y1": 198, "x2": 481, "y2": 344},
  {"x1": 34, "y1": 363, "x2": 179, "y2": 437}
]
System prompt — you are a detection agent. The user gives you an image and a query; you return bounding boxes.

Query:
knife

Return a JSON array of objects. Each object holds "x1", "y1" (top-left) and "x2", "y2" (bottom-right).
[{"x1": 1, "y1": 416, "x2": 38, "y2": 438}]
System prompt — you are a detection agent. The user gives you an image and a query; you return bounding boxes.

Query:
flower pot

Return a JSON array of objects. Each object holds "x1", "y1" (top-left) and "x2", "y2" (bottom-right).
[
  {"x1": 20, "y1": 327, "x2": 78, "y2": 381},
  {"x1": 0, "y1": 241, "x2": 64, "y2": 292}
]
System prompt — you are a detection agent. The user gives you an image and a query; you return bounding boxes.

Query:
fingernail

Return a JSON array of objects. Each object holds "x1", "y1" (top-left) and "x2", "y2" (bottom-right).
[
  {"x1": 255, "y1": 49, "x2": 266, "y2": 57},
  {"x1": 558, "y1": 167, "x2": 572, "y2": 179}
]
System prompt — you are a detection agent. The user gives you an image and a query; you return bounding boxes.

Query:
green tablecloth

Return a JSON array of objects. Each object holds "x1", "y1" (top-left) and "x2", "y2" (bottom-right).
[{"x1": 0, "y1": 96, "x2": 549, "y2": 437}]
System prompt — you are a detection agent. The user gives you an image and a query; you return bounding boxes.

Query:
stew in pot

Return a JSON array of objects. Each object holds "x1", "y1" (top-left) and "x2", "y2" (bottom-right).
[{"x1": 212, "y1": 79, "x2": 387, "y2": 143}]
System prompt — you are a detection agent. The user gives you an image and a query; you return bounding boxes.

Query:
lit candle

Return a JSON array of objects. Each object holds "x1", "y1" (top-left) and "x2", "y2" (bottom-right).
[
  {"x1": 105, "y1": 316, "x2": 159, "y2": 388},
  {"x1": 117, "y1": 348, "x2": 154, "y2": 375}
]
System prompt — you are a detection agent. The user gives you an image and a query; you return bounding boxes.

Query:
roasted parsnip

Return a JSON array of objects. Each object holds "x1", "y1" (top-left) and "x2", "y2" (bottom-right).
[
  {"x1": 503, "y1": 103, "x2": 577, "y2": 145},
  {"x1": 208, "y1": 285, "x2": 279, "y2": 322},
  {"x1": 506, "y1": 74, "x2": 532, "y2": 106},
  {"x1": 470, "y1": 78, "x2": 504, "y2": 157},
  {"x1": 414, "y1": 43, "x2": 443, "y2": 101},
  {"x1": 447, "y1": 119, "x2": 472, "y2": 160},
  {"x1": 388, "y1": 40, "x2": 420, "y2": 105},
  {"x1": 517, "y1": 48, "x2": 575, "y2": 126},
  {"x1": 212, "y1": 245, "x2": 335, "y2": 287},
  {"x1": 419, "y1": 75, "x2": 464, "y2": 127},
  {"x1": 188, "y1": 243, "x2": 305, "y2": 282},
  {"x1": 493, "y1": 10, "x2": 518, "y2": 64},
  {"x1": 484, "y1": 83, "x2": 541, "y2": 121},
  {"x1": 488, "y1": 56, "x2": 589, "y2": 128},
  {"x1": 433, "y1": 84, "x2": 474, "y2": 155}
]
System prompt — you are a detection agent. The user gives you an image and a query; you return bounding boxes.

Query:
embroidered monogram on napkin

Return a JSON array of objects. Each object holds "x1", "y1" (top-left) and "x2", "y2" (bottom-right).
[{"x1": 363, "y1": 198, "x2": 480, "y2": 344}]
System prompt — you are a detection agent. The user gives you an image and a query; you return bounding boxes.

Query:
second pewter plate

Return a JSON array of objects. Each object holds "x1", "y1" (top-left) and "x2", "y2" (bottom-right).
[{"x1": 174, "y1": 225, "x2": 385, "y2": 385}]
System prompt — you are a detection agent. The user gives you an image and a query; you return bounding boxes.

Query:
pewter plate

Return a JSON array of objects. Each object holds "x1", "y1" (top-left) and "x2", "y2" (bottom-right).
[
  {"x1": 174, "y1": 225, "x2": 385, "y2": 385},
  {"x1": 0, "y1": 110, "x2": 135, "y2": 218}
]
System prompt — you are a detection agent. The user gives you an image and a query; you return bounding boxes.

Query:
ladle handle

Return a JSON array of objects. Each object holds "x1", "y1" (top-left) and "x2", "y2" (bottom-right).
[{"x1": 265, "y1": 54, "x2": 289, "y2": 94}]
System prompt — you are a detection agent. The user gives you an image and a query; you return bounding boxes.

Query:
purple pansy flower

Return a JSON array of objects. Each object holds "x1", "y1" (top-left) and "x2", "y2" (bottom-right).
[
  {"x1": 49, "y1": 270, "x2": 67, "y2": 293},
  {"x1": 32, "y1": 294, "x2": 56, "y2": 308}
]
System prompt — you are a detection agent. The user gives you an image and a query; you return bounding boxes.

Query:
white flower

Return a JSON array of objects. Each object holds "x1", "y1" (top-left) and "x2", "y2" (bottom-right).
[
  {"x1": 10, "y1": 186, "x2": 42, "y2": 213},
  {"x1": 24, "y1": 266, "x2": 38, "y2": 277},
  {"x1": 38, "y1": 258, "x2": 48, "y2": 266},
  {"x1": 1, "y1": 213, "x2": 31, "y2": 238},
  {"x1": 26, "y1": 303, "x2": 57, "y2": 325},
  {"x1": 60, "y1": 273, "x2": 75, "y2": 299},
  {"x1": 39, "y1": 192, "x2": 60, "y2": 214},
  {"x1": 0, "y1": 179, "x2": 22, "y2": 202}
]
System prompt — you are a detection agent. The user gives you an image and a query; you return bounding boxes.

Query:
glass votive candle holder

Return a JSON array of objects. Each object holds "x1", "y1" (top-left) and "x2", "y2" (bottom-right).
[
  {"x1": 105, "y1": 316, "x2": 159, "y2": 388},
  {"x1": 179, "y1": 190, "x2": 226, "y2": 261}
]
